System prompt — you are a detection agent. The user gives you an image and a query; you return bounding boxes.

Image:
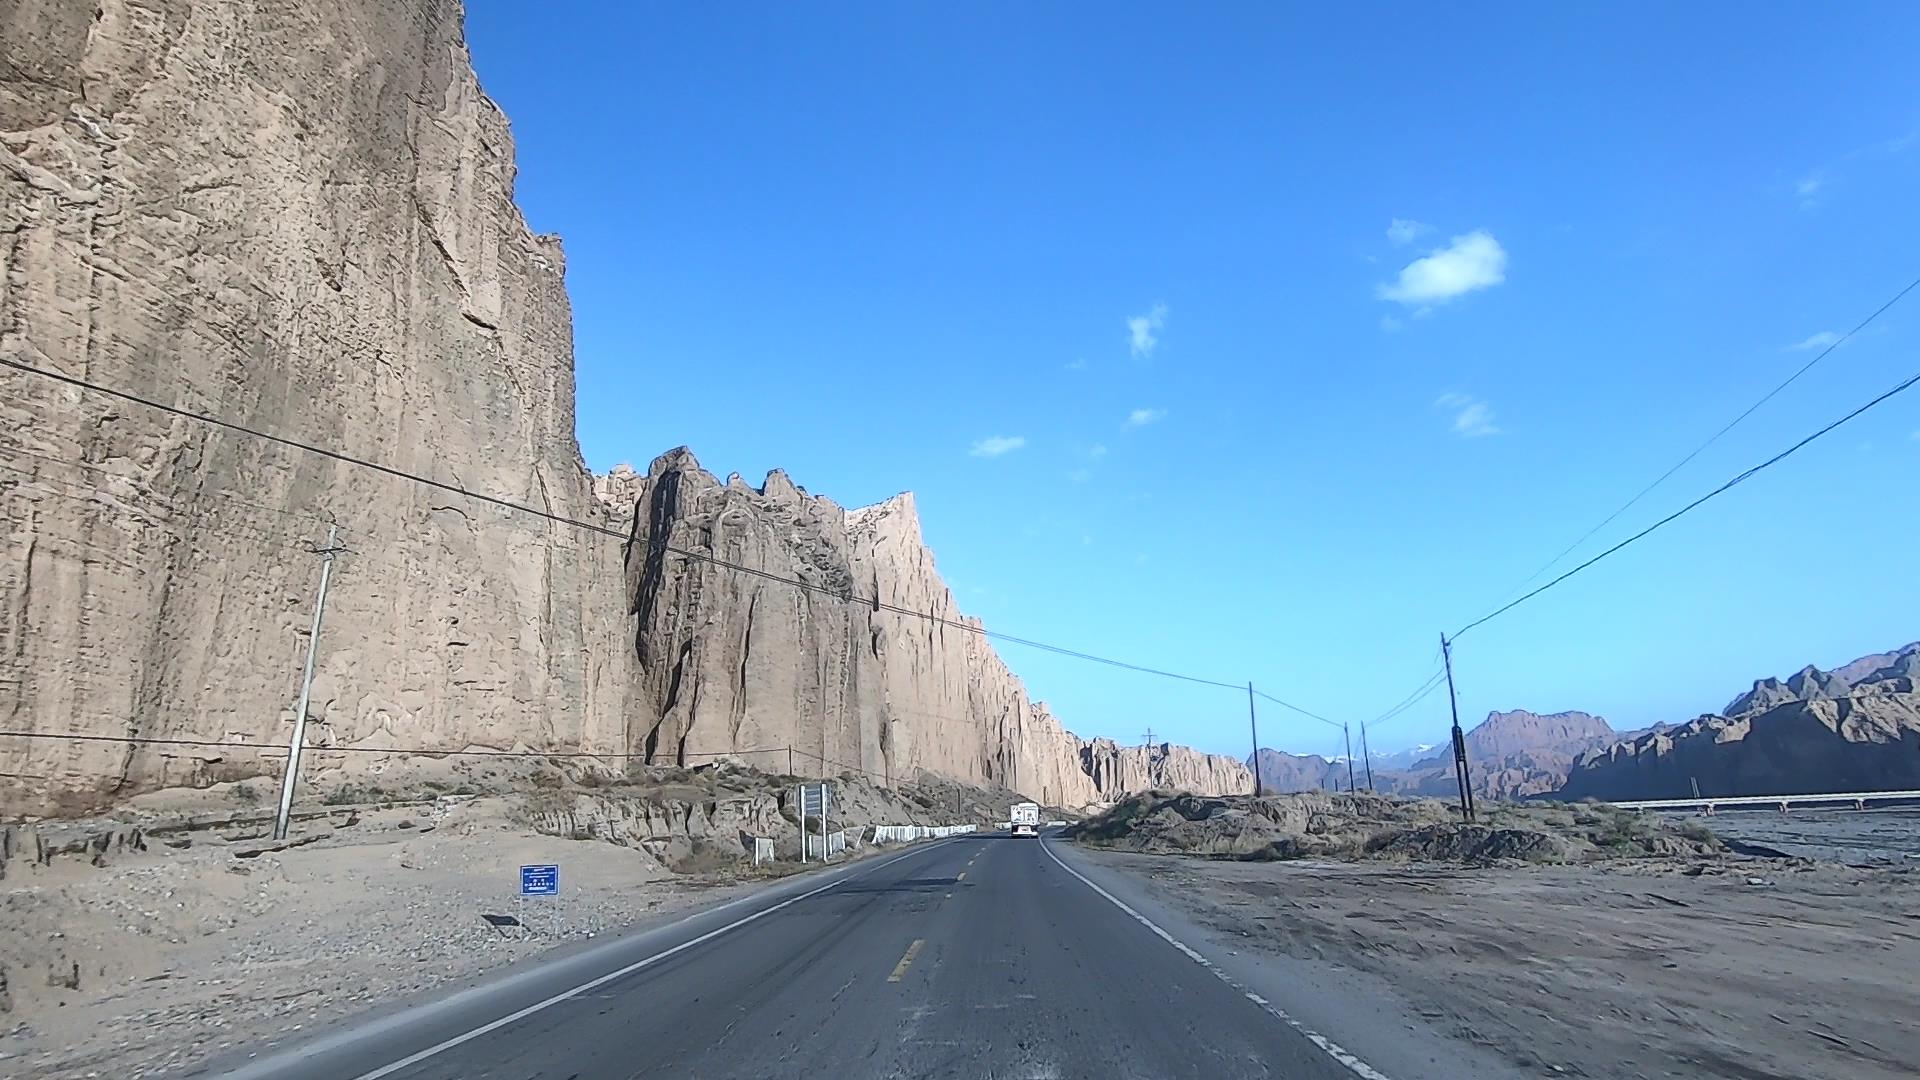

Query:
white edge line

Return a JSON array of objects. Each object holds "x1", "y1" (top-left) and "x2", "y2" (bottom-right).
[
  {"x1": 1039, "y1": 836, "x2": 1395, "y2": 1080},
  {"x1": 318, "y1": 839, "x2": 956, "y2": 1080}
]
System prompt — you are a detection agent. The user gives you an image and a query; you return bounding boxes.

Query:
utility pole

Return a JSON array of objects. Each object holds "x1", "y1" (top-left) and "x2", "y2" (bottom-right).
[
  {"x1": 273, "y1": 524, "x2": 342, "y2": 841},
  {"x1": 1247, "y1": 682, "x2": 1262, "y2": 797},
  {"x1": 1342, "y1": 723, "x2": 1356, "y2": 794},
  {"x1": 1441, "y1": 633, "x2": 1476, "y2": 823},
  {"x1": 1360, "y1": 722, "x2": 1375, "y2": 792}
]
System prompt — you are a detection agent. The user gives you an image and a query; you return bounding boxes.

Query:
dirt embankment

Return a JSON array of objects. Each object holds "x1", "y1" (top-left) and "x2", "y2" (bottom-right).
[
  {"x1": 0, "y1": 757, "x2": 1026, "y2": 1079},
  {"x1": 1074, "y1": 791, "x2": 1920, "y2": 1079},
  {"x1": 1068, "y1": 790, "x2": 1721, "y2": 863}
]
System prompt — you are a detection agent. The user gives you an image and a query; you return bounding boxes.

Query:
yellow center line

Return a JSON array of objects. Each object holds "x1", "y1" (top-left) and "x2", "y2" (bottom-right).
[{"x1": 887, "y1": 939, "x2": 924, "y2": 983}]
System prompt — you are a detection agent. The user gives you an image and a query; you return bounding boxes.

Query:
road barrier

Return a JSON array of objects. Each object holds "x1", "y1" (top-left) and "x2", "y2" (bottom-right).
[
  {"x1": 749, "y1": 836, "x2": 774, "y2": 866},
  {"x1": 804, "y1": 829, "x2": 851, "y2": 859},
  {"x1": 869, "y1": 824, "x2": 978, "y2": 844}
]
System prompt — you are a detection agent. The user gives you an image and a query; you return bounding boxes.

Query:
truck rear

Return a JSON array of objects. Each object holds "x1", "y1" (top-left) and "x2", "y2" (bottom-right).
[{"x1": 1010, "y1": 801, "x2": 1040, "y2": 838}]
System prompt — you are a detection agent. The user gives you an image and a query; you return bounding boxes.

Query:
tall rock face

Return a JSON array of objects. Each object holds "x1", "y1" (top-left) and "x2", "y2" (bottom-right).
[
  {"x1": 0, "y1": 0, "x2": 636, "y2": 816},
  {"x1": 603, "y1": 449, "x2": 1251, "y2": 809},
  {"x1": 0, "y1": 0, "x2": 1244, "y2": 817},
  {"x1": 1560, "y1": 646, "x2": 1920, "y2": 801}
]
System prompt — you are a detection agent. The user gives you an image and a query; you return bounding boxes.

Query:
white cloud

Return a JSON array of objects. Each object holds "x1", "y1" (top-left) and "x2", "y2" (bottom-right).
[
  {"x1": 1788, "y1": 330, "x2": 1840, "y2": 351},
  {"x1": 1124, "y1": 408, "x2": 1165, "y2": 428},
  {"x1": 1379, "y1": 314, "x2": 1404, "y2": 334},
  {"x1": 1127, "y1": 303, "x2": 1167, "y2": 358},
  {"x1": 1065, "y1": 357, "x2": 1089, "y2": 371},
  {"x1": 968, "y1": 435, "x2": 1026, "y2": 458},
  {"x1": 1086, "y1": 443, "x2": 1108, "y2": 459},
  {"x1": 1386, "y1": 218, "x2": 1431, "y2": 245},
  {"x1": 1434, "y1": 393, "x2": 1499, "y2": 438},
  {"x1": 1796, "y1": 173, "x2": 1825, "y2": 207},
  {"x1": 1068, "y1": 468, "x2": 1091, "y2": 483},
  {"x1": 1378, "y1": 230, "x2": 1507, "y2": 306}
]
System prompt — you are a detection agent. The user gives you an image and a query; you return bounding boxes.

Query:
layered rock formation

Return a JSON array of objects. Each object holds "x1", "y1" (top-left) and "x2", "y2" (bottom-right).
[
  {"x1": 0, "y1": 0, "x2": 1244, "y2": 816},
  {"x1": 1559, "y1": 644, "x2": 1920, "y2": 801}
]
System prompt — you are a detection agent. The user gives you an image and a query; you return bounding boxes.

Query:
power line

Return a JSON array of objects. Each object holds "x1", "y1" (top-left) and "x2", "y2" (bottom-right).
[
  {"x1": 1252, "y1": 689, "x2": 1342, "y2": 729},
  {"x1": 1367, "y1": 668, "x2": 1448, "y2": 730},
  {"x1": 0, "y1": 729, "x2": 789, "y2": 761},
  {"x1": 0, "y1": 356, "x2": 1264, "y2": 696},
  {"x1": 1492, "y1": 274, "x2": 1920, "y2": 603},
  {"x1": 1454, "y1": 365, "x2": 1920, "y2": 638}
]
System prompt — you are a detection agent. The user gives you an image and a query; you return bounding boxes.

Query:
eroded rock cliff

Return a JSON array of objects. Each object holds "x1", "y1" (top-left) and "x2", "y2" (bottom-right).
[
  {"x1": 603, "y1": 450, "x2": 1250, "y2": 809},
  {"x1": 0, "y1": 0, "x2": 636, "y2": 816},
  {"x1": 0, "y1": 0, "x2": 1245, "y2": 817}
]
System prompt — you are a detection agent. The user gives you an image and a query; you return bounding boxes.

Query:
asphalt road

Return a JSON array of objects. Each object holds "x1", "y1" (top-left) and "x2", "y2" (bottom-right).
[{"x1": 205, "y1": 834, "x2": 1378, "y2": 1080}]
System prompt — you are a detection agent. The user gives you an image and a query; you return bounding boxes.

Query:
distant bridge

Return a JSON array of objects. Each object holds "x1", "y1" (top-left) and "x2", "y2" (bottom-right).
[{"x1": 1609, "y1": 789, "x2": 1920, "y2": 814}]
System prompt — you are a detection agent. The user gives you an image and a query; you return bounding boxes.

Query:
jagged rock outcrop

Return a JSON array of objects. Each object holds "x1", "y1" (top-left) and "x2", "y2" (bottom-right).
[
  {"x1": 1559, "y1": 646, "x2": 1920, "y2": 801},
  {"x1": 602, "y1": 449, "x2": 1249, "y2": 808},
  {"x1": 0, "y1": 0, "x2": 636, "y2": 817},
  {"x1": 0, "y1": 0, "x2": 1243, "y2": 817}
]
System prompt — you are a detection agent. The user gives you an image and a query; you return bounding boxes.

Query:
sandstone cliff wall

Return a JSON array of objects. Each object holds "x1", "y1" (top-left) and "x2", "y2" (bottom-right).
[
  {"x1": 0, "y1": 0, "x2": 636, "y2": 815},
  {"x1": 0, "y1": 0, "x2": 1246, "y2": 817}
]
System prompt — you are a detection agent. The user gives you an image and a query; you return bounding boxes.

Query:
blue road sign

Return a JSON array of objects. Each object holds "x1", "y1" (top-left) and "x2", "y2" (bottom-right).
[{"x1": 520, "y1": 864, "x2": 559, "y2": 896}]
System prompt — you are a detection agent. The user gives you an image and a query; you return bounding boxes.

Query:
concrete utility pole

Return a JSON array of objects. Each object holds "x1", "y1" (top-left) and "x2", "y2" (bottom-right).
[
  {"x1": 1441, "y1": 633, "x2": 1476, "y2": 823},
  {"x1": 1247, "y1": 682, "x2": 1262, "y2": 797},
  {"x1": 1343, "y1": 723, "x2": 1356, "y2": 794},
  {"x1": 273, "y1": 523, "x2": 342, "y2": 841}
]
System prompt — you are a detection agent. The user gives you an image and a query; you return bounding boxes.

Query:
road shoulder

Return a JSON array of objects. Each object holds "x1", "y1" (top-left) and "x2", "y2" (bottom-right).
[{"x1": 1046, "y1": 837, "x2": 1532, "y2": 1080}]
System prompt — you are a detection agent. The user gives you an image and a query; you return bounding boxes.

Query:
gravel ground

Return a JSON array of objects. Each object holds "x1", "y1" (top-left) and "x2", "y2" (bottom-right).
[
  {"x1": 0, "y1": 797, "x2": 759, "y2": 1079},
  {"x1": 1087, "y1": 849, "x2": 1920, "y2": 1080}
]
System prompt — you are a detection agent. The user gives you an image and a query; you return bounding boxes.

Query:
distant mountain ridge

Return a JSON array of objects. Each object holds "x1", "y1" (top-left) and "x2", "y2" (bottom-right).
[{"x1": 1560, "y1": 642, "x2": 1920, "y2": 801}]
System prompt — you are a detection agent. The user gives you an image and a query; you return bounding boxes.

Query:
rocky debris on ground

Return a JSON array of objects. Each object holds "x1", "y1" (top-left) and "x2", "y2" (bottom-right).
[{"x1": 1067, "y1": 790, "x2": 1723, "y2": 863}]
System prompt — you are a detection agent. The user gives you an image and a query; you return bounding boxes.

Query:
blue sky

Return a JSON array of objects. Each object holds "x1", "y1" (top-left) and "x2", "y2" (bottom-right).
[{"x1": 466, "y1": 2, "x2": 1919, "y2": 761}]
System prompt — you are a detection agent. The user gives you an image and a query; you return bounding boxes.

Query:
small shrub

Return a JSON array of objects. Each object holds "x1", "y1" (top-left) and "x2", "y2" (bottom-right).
[
  {"x1": 1677, "y1": 819, "x2": 1715, "y2": 844},
  {"x1": 226, "y1": 782, "x2": 260, "y2": 804}
]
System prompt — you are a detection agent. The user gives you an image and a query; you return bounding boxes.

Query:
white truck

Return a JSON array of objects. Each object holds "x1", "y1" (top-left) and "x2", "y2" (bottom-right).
[{"x1": 1009, "y1": 801, "x2": 1040, "y2": 838}]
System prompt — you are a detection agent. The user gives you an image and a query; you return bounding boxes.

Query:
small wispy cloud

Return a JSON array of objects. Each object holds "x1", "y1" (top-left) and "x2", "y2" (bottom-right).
[
  {"x1": 1386, "y1": 218, "x2": 1431, "y2": 245},
  {"x1": 1796, "y1": 173, "x2": 1825, "y2": 208},
  {"x1": 1124, "y1": 408, "x2": 1165, "y2": 428},
  {"x1": 1434, "y1": 392, "x2": 1499, "y2": 438},
  {"x1": 1787, "y1": 330, "x2": 1841, "y2": 351},
  {"x1": 1910, "y1": 430, "x2": 1920, "y2": 442},
  {"x1": 1379, "y1": 314, "x2": 1404, "y2": 334},
  {"x1": 1378, "y1": 230, "x2": 1507, "y2": 307},
  {"x1": 1086, "y1": 443, "x2": 1108, "y2": 459},
  {"x1": 1065, "y1": 357, "x2": 1089, "y2": 371},
  {"x1": 969, "y1": 435, "x2": 1027, "y2": 458},
  {"x1": 1127, "y1": 303, "x2": 1167, "y2": 358},
  {"x1": 1068, "y1": 468, "x2": 1092, "y2": 483}
]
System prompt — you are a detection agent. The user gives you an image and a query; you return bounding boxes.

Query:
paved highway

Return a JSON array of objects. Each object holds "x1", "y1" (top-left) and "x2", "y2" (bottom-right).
[{"x1": 203, "y1": 833, "x2": 1390, "y2": 1080}]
